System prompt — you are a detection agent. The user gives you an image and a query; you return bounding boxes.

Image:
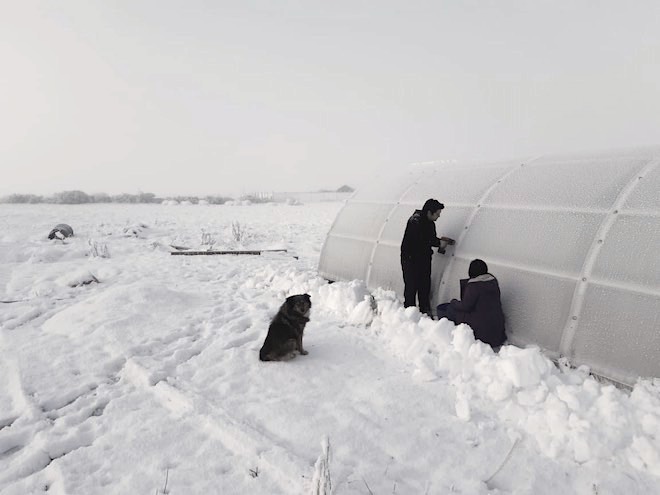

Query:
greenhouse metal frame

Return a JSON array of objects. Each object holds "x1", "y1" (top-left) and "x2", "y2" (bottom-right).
[{"x1": 319, "y1": 147, "x2": 660, "y2": 386}]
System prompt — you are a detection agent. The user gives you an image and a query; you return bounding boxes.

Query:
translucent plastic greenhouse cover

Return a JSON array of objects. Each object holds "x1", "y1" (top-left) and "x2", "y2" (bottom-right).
[{"x1": 319, "y1": 147, "x2": 660, "y2": 386}]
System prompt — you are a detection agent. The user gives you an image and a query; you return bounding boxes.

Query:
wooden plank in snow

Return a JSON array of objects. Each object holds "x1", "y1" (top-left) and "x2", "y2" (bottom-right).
[{"x1": 171, "y1": 249, "x2": 288, "y2": 256}]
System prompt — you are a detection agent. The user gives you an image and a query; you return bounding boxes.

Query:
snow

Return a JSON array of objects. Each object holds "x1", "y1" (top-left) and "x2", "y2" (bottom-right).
[{"x1": 0, "y1": 202, "x2": 659, "y2": 494}]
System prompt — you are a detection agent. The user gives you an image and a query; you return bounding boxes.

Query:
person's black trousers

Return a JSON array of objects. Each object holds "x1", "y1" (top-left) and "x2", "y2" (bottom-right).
[{"x1": 401, "y1": 256, "x2": 432, "y2": 313}]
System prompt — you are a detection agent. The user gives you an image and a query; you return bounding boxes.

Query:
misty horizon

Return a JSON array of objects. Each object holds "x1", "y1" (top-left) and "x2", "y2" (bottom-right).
[{"x1": 2, "y1": 1, "x2": 659, "y2": 197}]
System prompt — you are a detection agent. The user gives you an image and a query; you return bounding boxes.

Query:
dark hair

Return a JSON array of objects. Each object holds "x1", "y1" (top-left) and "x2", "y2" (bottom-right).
[
  {"x1": 422, "y1": 199, "x2": 444, "y2": 214},
  {"x1": 469, "y1": 259, "x2": 488, "y2": 278}
]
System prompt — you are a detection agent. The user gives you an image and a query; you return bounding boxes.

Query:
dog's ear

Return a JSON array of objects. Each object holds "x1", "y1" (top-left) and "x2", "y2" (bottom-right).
[{"x1": 303, "y1": 293, "x2": 311, "y2": 301}]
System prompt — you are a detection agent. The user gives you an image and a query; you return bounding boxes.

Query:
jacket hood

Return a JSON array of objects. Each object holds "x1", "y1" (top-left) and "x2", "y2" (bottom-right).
[{"x1": 467, "y1": 274, "x2": 500, "y2": 296}]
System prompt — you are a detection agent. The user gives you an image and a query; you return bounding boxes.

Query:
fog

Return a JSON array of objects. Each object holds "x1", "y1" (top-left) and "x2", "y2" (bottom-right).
[{"x1": 1, "y1": 0, "x2": 659, "y2": 196}]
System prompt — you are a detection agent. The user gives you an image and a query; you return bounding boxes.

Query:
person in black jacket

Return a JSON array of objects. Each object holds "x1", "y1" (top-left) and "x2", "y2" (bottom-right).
[
  {"x1": 400, "y1": 199, "x2": 454, "y2": 315},
  {"x1": 437, "y1": 259, "x2": 506, "y2": 348}
]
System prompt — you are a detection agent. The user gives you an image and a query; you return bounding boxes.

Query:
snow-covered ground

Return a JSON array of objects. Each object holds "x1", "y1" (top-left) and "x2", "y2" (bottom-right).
[{"x1": 1, "y1": 202, "x2": 659, "y2": 495}]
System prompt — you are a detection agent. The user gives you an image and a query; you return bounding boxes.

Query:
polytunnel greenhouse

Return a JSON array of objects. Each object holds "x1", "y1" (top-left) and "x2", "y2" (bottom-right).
[{"x1": 319, "y1": 147, "x2": 660, "y2": 386}]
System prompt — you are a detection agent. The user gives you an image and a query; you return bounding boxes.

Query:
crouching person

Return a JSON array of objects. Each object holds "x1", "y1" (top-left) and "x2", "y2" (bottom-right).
[{"x1": 437, "y1": 259, "x2": 506, "y2": 348}]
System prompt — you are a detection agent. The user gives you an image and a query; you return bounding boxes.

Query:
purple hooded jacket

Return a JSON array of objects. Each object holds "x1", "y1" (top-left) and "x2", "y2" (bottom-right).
[{"x1": 450, "y1": 273, "x2": 506, "y2": 347}]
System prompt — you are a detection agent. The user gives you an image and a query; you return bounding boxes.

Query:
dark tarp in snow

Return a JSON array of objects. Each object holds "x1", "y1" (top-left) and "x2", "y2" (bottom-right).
[{"x1": 48, "y1": 224, "x2": 74, "y2": 240}]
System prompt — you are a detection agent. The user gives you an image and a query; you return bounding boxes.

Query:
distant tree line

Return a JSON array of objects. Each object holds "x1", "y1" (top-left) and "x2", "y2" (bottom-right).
[
  {"x1": 317, "y1": 185, "x2": 355, "y2": 193},
  {"x1": 1, "y1": 185, "x2": 353, "y2": 204},
  {"x1": 0, "y1": 190, "x2": 234, "y2": 205}
]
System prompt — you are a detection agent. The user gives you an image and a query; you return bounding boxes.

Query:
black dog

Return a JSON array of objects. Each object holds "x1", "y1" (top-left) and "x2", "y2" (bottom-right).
[{"x1": 259, "y1": 294, "x2": 312, "y2": 361}]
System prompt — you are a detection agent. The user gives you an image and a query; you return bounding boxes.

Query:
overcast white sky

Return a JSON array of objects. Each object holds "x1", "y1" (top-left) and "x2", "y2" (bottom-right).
[{"x1": 1, "y1": 1, "x2": 659, "y2": 197}]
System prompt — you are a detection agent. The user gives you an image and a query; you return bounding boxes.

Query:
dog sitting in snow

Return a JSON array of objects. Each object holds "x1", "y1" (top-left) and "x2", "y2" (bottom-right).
[{"x1": 259, "y1": 294, "x2": 312, "y2": 361}]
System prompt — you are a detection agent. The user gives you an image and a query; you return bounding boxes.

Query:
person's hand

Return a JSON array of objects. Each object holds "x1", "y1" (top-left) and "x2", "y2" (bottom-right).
[{"x1": 439, "y1": 237, "x2": 454, "y2": 252}]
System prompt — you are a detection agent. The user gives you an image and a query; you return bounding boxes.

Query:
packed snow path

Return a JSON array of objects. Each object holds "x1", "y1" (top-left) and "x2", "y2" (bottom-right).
[{"x1": 1, "y1": 203, "x2": 659, "y2": 494}]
